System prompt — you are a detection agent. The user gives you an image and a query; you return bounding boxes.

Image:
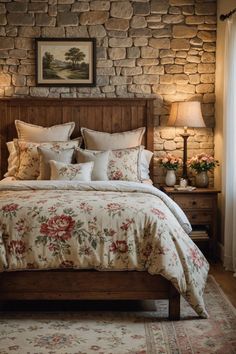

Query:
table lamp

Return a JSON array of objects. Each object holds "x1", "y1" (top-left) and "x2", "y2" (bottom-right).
[{"x1": 167, "y1": 101, "x2": 205, "y2": 180}]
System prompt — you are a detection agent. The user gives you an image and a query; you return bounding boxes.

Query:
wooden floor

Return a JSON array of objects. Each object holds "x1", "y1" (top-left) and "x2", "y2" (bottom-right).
[{"x1": 209, "y1": 262, "x2": 236, "y2": 308}]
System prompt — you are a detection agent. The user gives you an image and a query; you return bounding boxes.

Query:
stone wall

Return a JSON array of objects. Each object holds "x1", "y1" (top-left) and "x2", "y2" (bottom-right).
[{"x1": 0, "y1": 0, "x2": 217, "y2": 186}]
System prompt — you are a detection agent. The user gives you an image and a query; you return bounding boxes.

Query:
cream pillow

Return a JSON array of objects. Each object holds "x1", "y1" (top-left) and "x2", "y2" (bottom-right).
[
  {"x1": 81, "y1": 127, "x2": 145, "y2": 150},
  {"x1": 15, "y1": 120, "x2": 75, "y2": 142},
  {"x1": 14, "y1": 140, "x2": 79, "y2": 180},
  {"x1": 37, "y1": 147, "x2": 75, "y2": 180},
  {"x1": 76, "y1": 149, "x2": 110, "y2": 181},
  {"x1": 50, "y1": 160, "x2": 94, "y2": 181}
]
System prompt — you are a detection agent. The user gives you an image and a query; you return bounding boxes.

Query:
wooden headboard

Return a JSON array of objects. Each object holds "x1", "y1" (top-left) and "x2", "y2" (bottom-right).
[{"x1": 0, "y1": 98, "x2": 154, "y2": 179}]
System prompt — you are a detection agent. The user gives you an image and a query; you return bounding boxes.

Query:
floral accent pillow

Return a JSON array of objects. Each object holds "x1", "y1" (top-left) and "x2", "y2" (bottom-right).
[
  {"x1": 107, "y1": 146, "x2": 143, "y2": 181},
  {"x1": 49, "y1": 160, "x2": 94, "y2": 181},
  {"x1": 14, "y1": 140, "x2": 79, "y2": 180}
]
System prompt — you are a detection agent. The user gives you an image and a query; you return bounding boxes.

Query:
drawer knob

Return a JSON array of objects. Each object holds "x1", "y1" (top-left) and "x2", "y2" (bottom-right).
[
  {"x1": 192, "y1": 215, "x2": 197, "y2": 219},
  {"x1": 192, "y1": 201, "x2": 197, "y2": 206}
]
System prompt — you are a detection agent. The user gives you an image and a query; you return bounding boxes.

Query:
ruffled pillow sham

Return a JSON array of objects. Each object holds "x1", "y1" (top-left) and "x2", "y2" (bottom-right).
[
  {"x1": 13, "y1": 140, "x2": 80, "y2": 180},
  {"x1": 50, "y1": 160, "x2": 94, "y2": 181}
]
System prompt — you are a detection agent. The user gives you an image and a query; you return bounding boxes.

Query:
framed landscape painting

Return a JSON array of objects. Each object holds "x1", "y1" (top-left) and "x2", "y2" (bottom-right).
[{"x1": 36, "y1": 38, "x2": 96, "y2": 86}]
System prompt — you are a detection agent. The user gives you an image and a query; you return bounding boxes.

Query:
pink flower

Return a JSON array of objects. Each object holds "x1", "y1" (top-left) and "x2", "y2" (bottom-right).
[
  {"x1": 110, "y1": 240, "x2": 128, "y2": 253},
  {"x1": 2, "y1": 203, "x2": 19, "y2": 213},
  {"x1": 189, "y1": 247, "x2": 204, "y2": 268},
  {"x1": 8, "y1": 240, "x2": 26, "y2": 255},
  {"x1": 151, "y1": 208, "x2": 166, "y2": 219},
  {"x1": 40, "y1": 214, "x2": 75, "y2": 240}
]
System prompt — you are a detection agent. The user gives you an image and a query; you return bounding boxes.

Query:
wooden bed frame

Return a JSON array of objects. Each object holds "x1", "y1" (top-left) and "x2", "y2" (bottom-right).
[{"x1": 0, "y1": 98, "x2": 180, "y2": 320}]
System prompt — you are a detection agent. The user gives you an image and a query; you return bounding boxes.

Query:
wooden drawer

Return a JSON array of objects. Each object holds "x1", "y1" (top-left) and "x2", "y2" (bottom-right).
[
  {"x1": 172, "y1": 195, "x2": 213, "y2": 209},
  {"x1": 185, "y1": 210, "x2": 212, "y2": 224}
]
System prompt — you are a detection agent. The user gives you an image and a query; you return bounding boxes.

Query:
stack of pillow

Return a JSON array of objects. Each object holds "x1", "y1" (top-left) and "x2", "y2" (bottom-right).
[{"x1": 5, "y1": 120, "x2": 153, "y2": 183}]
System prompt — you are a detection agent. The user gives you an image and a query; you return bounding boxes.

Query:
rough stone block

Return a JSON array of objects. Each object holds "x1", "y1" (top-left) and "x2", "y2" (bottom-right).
[
  {"x1": 141, "y1": 46, "x2": 159, "y2": 58},
  {"x1": 149, "y1": 38, "x2": 170, "y2": 49},
  {"x1": 18, "y1": 64, "x2": 35, "y2": 75},
  {"x1": 105, "y1": 18, "x2": 129, "y2": 31},
  {"x1": 128, "y1": 84, "x2": 151, "y2": 94},
  {"x1": 198, "y1": 63, "x2": 215, "y2": 74},
  {"x1": 152, "y1": 28, "x2": 171, "y2": 38},
  {"x1": 189, "y1": 74, "x2": 200, "y2": 84},
  {"x1": 184, "y1": 63, "x2": 197, "y2": 74},
  {"x1": 0, "y1": 4, "x2": 6, "y2": 14},
  {"x1": 173, "y1": 25, "x2": 197, "y2": 38},
  {"x1": 12, "y1": 74, "x2": 26, "y2": 86},
  {"x1": 28, "y1": 3, "x2": 48, "y2": 13},
  {"x1": 14, "y1": 87, "x2": 29, "y2": 96},
  {"x1": 66, "y1": 26, "x2": 88, "y2": 38},
  {"x1": 186, "y1": 16, "x2": 204, "y2": 24},
  {"x1": 200, "y1": 74, "x2": 215, "y2": 83},
  {"x1": 134, "y1": 38, "x2": 148, "y2": 46},
  {"x1": 80, "y1": 11, "x2": 108, "y2": 25},
  {"x1": 7, "y1": 13, "x2": 35, "y2": 26},
  {"x1": 88, "y1": 25, "x2": 106, "y2": 38},
  {"x1": 133, "y1": 2, "x2": 150, "y2": 16},
  {"x1": 48, "y1": 5, "x2": 57, "y2": 16},
  {"x1": 151, "y1": 0, "x2": 169, "y2": 14},
  {"x1": 160, "y1": 74, "x2": 173, "y2": 84},
  {"x1": 30, "y1": 87, "x2": 49, "y2": 97},
  {"x1": 162, "y1": 58, "x2": 175, "y2": 65},
  {"x1": 110, "y1": 76, "x2": 132, "y2": 85},
  {"x1": 0, "y1": 15, "x2": 6, "y2": 25},
  {"x1": 6, "y1": 2, "x2": 27, "y2": 13},
  {"x1": 143, "y1": 66, "x2": 164, "y2": 75},
  {"x1": 97, "y1": 67, "x2": 115, "y2": 76},
  {"x1": 195, "y1": 3, "x2": 216, "y2": 16},
  {"x1": 133, "y1": 75, "x2": 159, "y2": 85},
  {"x1": 163, "y1": 14, "x2": 184, "y2": 24},
  {"x1": 0, "y1": 72, "x2": 11, "y2": 86},
  {"x1": 108, "y1": 48, "x2": 126, "y2": 60},
  {"x1": 197, "y1": 31, "x2": 216, "y2": 42},
  {"x1": 15, "y1": 37, "x2": 33, "y2": 50},
  {"x1": 129, "y1": 28, "x2": 152, "y2": 37},
  {"x1": 9, "y1": 49, "x2": 27, "y2": 59},
  {"x1": 109, "y1": 37, "x2": 132, "y2": 48},
  {"x1": 137, "y1": 58, "x2": 159, "y2": 66},
  {"x1": 165, "y1": 64, "x2": 183, "y2": 74},
  {"x1": 110, "y1": 2, "x2": 133, "y2": 19},
  {"x1": 0, "y1": 37, "x2": 14, "y2": 49},
  {"x1": 201, "y1": 52, "x2": 215, "y2": 63},
  {"x1": 130, "y1": 16, "x2": 147, "y2": 29},
  {"x1": 57, "y1": 12, "x2": 78, "y2": 26},
  {"x1": 19, "y1": 27, "x2": 41, "y2": 37},
  {"x1": 196, "y1": 83, "x2": 214, "y2": 94},
  {"x1": 114, "y1": 59, "x2": 135, "y2": 67},
  {"x1": 121, "y1": 67, "x2": 142, "y2": 76},
  {"x1": 42, "y1": 27, "x2": 65, "y2": 37},
  {"x1": 127, "y1": 47, "x2": 140, "y2": 59},
  {"x1": 90, "y1": 1, "x2": 110, "y2": 11},
  {"x1": 171, "y1": 38, "x2": 190, "y2": 50}
]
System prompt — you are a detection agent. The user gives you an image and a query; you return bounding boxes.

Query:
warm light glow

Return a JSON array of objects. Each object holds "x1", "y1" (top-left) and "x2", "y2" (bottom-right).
[{"x1": 167, "y1": 101, "x2": 205, "y2": 128}]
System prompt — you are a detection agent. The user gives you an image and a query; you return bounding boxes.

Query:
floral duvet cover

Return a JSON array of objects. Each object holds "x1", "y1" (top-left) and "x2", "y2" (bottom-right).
[{"x1": 0, "y1": 180, "x2": 209, "y2": 317}]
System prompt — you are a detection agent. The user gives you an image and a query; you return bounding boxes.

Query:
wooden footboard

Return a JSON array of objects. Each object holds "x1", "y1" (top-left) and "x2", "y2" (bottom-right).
[{"x1": 0, "y1": 270, "x2": 180, "y2": 320}]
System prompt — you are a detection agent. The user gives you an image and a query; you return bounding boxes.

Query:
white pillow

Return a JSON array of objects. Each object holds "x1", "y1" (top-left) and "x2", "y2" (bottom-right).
[
  {"x1": 140, "y1": 149, "x2": 153, "y2": 180},
  {"x1": 50, "y1": 160, "x2": 94, "y2": 181},
  {"x1": 76, "y1": 148, "x2": 110, "y2": 181},
  {"x1": 37, "y1": 147, "x2": 75, "y2": 180},
  {"x1": 81, "y1": 127, "x2": 145, "y2": 150},
  {"x1": 15, "y1": 120, "x2": 75, "y2": 142}
]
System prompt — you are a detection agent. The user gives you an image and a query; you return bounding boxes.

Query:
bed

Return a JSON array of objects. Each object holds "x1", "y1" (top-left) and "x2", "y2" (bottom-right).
[{"x1": 0, "y1": 98, "x2": 209, "y2": 320}]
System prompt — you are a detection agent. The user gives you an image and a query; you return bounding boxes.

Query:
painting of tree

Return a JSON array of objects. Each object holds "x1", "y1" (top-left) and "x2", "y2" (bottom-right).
[{"x1": 65, "y1": 47, "x2": 86, "y2": 70}]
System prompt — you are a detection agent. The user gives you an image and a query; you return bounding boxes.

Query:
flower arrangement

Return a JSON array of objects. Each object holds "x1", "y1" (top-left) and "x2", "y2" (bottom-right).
[
  {"x1": 158, "y1": 153, "x2": 182, "y2": 171},
  {"x1": 188, "y1": 153, "x2": 219, "y2": 173}
]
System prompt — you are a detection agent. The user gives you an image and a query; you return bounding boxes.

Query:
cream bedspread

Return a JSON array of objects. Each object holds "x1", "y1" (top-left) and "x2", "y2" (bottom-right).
[{"x1": 0, "y1": 180, "x2": 209, "y2": 317}]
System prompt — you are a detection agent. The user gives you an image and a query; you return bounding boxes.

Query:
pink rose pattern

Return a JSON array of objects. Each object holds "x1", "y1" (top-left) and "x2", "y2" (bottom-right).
[{"x1": 0, "y1": 188, "x2": 209, "y2": 317}]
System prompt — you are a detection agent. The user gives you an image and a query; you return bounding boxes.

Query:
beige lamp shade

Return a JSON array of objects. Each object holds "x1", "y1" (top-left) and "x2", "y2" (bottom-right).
[{"x1": 167, "y1": 101, "x2": 205, "y2": 128}]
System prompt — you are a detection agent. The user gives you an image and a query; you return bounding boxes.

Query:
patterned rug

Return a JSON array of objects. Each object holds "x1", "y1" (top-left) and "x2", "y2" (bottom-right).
[{"x1": 0, "y1": 276, "x2": 235, "y2": 354}]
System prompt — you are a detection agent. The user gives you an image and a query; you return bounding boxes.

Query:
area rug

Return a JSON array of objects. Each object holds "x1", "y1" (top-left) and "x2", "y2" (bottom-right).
[{"x1": 0, "y1": 276, "x2": 235, "y2": 354}]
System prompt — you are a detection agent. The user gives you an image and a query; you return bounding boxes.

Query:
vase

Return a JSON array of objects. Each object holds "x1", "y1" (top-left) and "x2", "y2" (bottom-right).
[
  {"x1": 195, "y1": 171, "x2": 209, "y2": 188},
  {"x1": 165, "y1": 169, "x2": 176, "y2": 187}
]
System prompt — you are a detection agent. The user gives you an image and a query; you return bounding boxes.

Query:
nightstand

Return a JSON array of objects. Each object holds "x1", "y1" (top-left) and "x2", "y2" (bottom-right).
[{"x1": 161, "y1": 187, "x2": 220, "y2": 259}]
